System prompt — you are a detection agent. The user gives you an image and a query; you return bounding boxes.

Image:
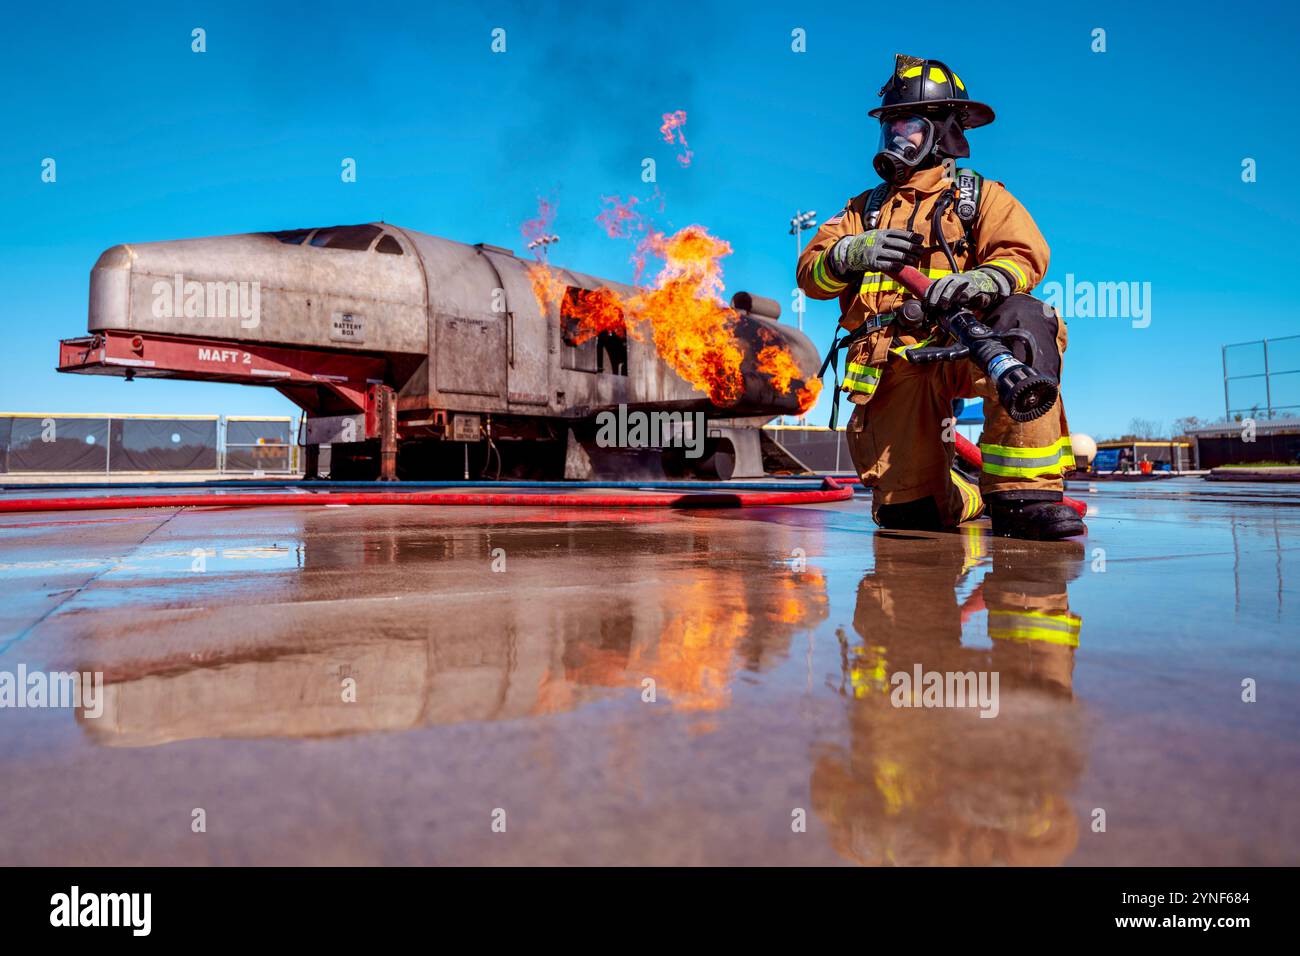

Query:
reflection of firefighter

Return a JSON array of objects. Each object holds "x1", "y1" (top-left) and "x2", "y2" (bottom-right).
[
  {"x1": 796, "y1": 54, "x2": 1082, "y2": 540},
  {"x1": 813, "y1": 530, "x2": 1086, "y2": 865}
]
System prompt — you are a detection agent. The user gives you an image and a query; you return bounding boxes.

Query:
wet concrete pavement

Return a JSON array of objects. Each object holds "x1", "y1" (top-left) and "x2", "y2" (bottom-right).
[{"x1": 0, "y1": 477, "x2": 1296, "y2": 865}]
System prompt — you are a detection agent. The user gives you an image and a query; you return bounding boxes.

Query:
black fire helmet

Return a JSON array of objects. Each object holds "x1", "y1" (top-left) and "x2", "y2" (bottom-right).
[{"x1": 869, "y1": 54, "x2": 995, "y2": 130}]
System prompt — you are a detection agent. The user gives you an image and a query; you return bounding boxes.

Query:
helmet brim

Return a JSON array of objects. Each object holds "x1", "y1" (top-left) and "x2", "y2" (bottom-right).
[{"x1": 870, "y1": 99, "x2": 995, "y2": 129}]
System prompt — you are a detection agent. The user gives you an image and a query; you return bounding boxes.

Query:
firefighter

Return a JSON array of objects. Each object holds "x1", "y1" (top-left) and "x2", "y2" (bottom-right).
[{"x1": 798, "y1": 54, "x2": 1083, "y2": 539}]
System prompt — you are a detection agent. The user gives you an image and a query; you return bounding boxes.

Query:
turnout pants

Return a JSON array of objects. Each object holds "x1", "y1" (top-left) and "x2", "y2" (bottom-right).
[{"x1": 846, "y1": 295, "x2": 1072, "y2": 527}]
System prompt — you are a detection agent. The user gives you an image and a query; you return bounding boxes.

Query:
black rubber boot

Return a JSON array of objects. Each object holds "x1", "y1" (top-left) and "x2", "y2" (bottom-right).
[
  {"x1": 986, "y1": 491, "x2": 1084, "y2": 540},
  {"x1": 874, "y1": 495, "x2": 944, "y2": 531}
]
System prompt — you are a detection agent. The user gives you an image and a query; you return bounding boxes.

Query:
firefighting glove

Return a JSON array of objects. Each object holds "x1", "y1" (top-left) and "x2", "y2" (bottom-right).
[
  {"x1": 922, "y1": 266, "x2": 1013, "y2": 311},
  {"x1": 828, "y1": 228, "x2": 923, "y2": 276}
]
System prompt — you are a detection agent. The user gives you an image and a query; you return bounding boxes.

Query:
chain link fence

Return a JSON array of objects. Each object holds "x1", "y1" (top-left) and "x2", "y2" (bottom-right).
[{"x1": 1223, "y1": 334, "x2": 1300, "y2": 420}]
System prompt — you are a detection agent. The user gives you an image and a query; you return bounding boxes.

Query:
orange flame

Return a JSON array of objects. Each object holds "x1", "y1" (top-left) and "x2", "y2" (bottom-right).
[
  {"x1": 758, "y1": 346, "x2": 822, "y2": 415},
  {"x1": 524, "y1": 194, "x2": 818, "y2": 410},
  {"x1": 660, "y1": 110, "x2": 693, "y2": 167},
  {"x1": 525, "y1": 262, "x2": 566, "y2": 318},
  {"x1": 626, "y1": 226, "x2": 744, "y2": 405},
  {"x1": 797, "y1": 378, "x2": 822, "y2": 415},
  {"x1": 757, "y1": 345, "x2": 798, "y2": 394},
  {"x1": 563, "y1": 287, "x2": 633, "y2": 346},
  {"x1": 522, "y1": 196, "x2": 566, "y2": 317}
]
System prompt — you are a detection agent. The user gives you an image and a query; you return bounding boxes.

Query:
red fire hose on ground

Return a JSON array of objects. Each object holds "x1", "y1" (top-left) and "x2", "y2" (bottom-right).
[{"x1": 0, "y1": 478, "x2": 855, "y2": 515}]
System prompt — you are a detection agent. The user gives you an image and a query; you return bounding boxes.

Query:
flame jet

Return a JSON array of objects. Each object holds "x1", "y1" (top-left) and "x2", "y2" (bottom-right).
[{"x1": 58, "y1": 223, "x2": 821, "y2": 480}]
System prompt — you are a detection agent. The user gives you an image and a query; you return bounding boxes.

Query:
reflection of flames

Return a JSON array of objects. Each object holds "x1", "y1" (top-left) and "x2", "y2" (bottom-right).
[
  {"x1": 660, "y1": 109, "x2": 693, "y2": 167},
  {"x1": 560, "y1": 571, "x2": 828, "y2": 716}
]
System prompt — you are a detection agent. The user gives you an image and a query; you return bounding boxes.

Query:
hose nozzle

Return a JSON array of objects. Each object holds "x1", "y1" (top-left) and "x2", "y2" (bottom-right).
[{"x1": 997, "y1": 364, "x2": 1059, "y2": 423}]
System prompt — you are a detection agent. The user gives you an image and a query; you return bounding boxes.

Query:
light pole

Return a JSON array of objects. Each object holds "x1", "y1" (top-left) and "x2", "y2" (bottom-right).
[
  {"x1": 788, "y1": 210, "x2": 817, "y2": 425},
  {"x1": 527, "y1": 233, "x2": 559, "y2": 260},
  {"x1": 789, "y1": 210, "x2": 817, "y2": 333}
]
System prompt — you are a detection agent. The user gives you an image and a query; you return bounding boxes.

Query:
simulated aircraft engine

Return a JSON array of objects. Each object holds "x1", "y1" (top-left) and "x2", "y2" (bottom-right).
[{"x1": 59, "y1": 223, "x2": 821, "y2": 479}]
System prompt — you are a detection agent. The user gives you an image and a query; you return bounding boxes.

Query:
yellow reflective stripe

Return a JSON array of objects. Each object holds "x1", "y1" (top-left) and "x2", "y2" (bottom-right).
[
  {"x1": 983, "y1": 258, "x2": 1029, "y2": 292},
  {"x1": 842, "y1": 361, "x2": 881, "y2": 393},
  {"x1": 988, "y1": 609, "x2": 1081, "y2": 647},
  {"x1": 928, "y1": 66, "x2": 948, "y2": 83},
  {"x1": 812, "y1": 251, "x2": 848, "y2": 294},
  {"x1": 980, "y1": 437, "x2": 1073, "y2": 478},
  {"x1": 901, "y1": 66, "x2": 923, "y2": 79},
  {"x1": 842, "y1": 378, "x2": 880, "y2": 393},
  {"x1": 860, "y1": 266, "x2": 953, "y2": 294},
  {"x1": 889, "y1": 337, "x2": 934, "y2": 357},
  {"x1": 950, "y1": 469, "x2": 983, "y2": 522},
  {"x1": 981, "y1": 437, "x2": 1073, "y2": 459},
  {"x1": 960, "y1": 523, "x2": 985, "y2": 570}
]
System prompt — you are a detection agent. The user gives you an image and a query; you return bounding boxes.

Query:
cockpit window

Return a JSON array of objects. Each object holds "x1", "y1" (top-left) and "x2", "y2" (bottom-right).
[
  {"x1": 375, "y1": 234, "x2": 404, "y2": 255},
  {"x1": 270, "y1": 229, "x2": 313, "y2": 245},
  {"x1": 309, "y1": 224, "x2": 384, "y2": 251}
]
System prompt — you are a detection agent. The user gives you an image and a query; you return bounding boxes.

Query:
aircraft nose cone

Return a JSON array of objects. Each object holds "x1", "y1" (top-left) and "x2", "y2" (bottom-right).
[{"x1": 93, "y1": 244, "x2": 135, "y2": 271}]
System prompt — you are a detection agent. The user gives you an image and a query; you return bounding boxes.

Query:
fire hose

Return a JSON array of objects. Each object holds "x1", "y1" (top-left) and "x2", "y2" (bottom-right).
[{"x1": 0, "y1": 478, "x2": 854, "y2": 515}]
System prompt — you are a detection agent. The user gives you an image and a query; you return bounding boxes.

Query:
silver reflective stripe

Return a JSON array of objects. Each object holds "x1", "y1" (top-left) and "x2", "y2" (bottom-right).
[{"x1": 981, "y1": 450, "x2": 1065, "y2": 470}]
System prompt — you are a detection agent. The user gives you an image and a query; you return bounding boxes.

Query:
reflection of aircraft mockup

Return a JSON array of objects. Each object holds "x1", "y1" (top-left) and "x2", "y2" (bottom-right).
[
  {"x1": 57, "y1": 224, "x2": 820, "y2": 479},
  {"x1": 72, "y1": 516, "x2": 829, "y2": 747}
]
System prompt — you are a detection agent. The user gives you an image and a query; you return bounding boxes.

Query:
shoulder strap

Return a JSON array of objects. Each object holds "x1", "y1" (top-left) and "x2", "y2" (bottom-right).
[
  {"x1": 864, "y1": 183, "x2": 890, "y2": 228},
  {"x1": 952, "y1": 168, "x2": 983, "y2": 251}
]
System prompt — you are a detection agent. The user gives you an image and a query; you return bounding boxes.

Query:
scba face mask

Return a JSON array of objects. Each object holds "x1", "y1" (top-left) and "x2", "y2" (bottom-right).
[
  {"x1": 873, "y1": 114, "x2": 936, "y2": 184},
  {"x1": 873, "y1": 112, "x2": 970, "y2": 184}
]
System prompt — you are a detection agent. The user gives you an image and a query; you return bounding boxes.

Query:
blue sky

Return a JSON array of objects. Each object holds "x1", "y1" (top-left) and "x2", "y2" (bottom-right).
[{"x1": 2, "y1": 0, "x2": 1297, "y2": 437}]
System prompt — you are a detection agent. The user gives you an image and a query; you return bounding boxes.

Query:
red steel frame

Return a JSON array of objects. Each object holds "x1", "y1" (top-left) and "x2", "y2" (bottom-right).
[{"x1": 59, "y1": 329, "x2": 400, "y2": 478}]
